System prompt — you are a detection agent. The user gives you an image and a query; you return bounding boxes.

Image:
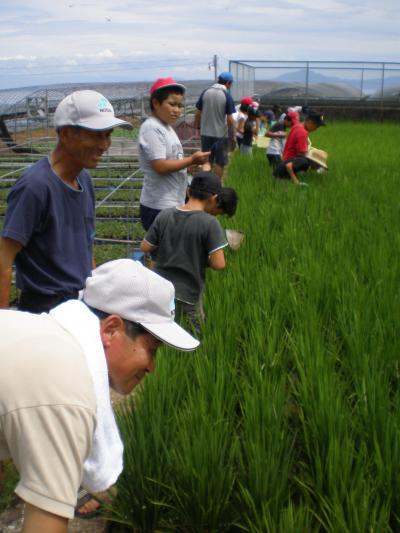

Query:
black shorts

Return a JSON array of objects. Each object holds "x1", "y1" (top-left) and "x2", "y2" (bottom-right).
[
  {"x1": 140, "y1": 204, "x2": 161, "y2": 231},
  {"x1": 140, "y1": 204, "x2": 161, "y2": 260},
  {"x1": 201, "y1": 136, "x2": 229, "y2": 167},
  {"x1": 267, "y1": 154, "x2": 282, "y2": 169}
]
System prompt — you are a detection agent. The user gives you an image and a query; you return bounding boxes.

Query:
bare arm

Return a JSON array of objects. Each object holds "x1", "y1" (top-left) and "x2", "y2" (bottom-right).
[
  {"x1": 0, "y1": 237, "x2": 23, "y2": 308},
  {"x1": 266, "y1": 131, "x2": 286, "y2": 138},
  {"x1": 140, "y1": 239, "x2": 156, "y2": 254},
  {"x1": 285, "y1": 162, "x2": 300, "y2": 185},
  {"x1": 22, "y1": 503, "x2": 68, "y2": 533},
  {"x1": 150, "y1": 151, "x2": 210, "y2": 175},
  {"x1": 208, "y1": 248, "x2": 226, "y2": 270},
  {"x1": 237, "y1": 118, "x2": 245, "y2": 135}
]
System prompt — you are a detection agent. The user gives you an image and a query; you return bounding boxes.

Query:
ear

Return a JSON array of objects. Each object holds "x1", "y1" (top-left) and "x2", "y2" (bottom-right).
[{"x1": 100, "y1": 315, "x2": 125, "y2": 347}]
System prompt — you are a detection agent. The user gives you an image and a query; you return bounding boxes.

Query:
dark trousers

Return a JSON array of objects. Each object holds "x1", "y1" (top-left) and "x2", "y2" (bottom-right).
[{"x1": 18, "y1": 291, "x2": 79, "y2": 314}]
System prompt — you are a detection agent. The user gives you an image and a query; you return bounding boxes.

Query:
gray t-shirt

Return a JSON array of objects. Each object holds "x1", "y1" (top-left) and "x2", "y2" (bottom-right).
[
  {"x1": 139, "y1": 116, "x2": 188, "y2": 210},
  {"x1": 196, "y1": 83, "x2": 236, "y2": 138},
  {"x1": 144, "y1": 207, "x2": 228, "y2": 304}
]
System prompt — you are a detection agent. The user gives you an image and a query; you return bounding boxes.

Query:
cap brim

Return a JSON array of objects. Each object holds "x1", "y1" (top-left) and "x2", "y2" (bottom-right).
[
  {"x1": 139, "y1": 320, "x2": 200, "y2": 352},
  {"x1": 151, "y1": 83, "x2": 186, "y2": 95},
  {"x1": 77, "y1": 116, "x2": 133, "y2": 131}
]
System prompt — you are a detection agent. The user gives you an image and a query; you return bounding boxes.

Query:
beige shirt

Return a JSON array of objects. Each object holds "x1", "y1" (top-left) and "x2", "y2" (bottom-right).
[{"x1": 0, "y1": 310, "x2": 96, "y2": 518}]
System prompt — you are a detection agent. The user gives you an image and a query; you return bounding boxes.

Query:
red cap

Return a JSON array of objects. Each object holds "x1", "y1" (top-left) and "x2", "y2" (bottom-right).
[
  {"x1": 150, "y1": 77, "x2": 186, "y2": 95},
  {"x1": 240, "y1": 96, "x2": 254, "y2": 106},
  {"x1": 286, "y1": 110, "x2": 299, "y2": 125}
]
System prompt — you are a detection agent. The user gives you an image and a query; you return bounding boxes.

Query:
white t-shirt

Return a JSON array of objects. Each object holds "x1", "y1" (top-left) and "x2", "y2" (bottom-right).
[{"x1": 139, "y1": 116, "x2": 188, "y2": 210}]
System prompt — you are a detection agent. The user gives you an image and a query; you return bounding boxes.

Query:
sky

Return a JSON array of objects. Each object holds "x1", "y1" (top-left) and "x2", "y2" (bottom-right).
[{"x1": 0, "y1": 0, "x2": 399, "y2": 90}]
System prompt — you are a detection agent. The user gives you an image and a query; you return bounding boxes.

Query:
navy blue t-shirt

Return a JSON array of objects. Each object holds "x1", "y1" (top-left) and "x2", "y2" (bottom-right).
[{"x1": 2, "y1": 157, "x2": 95, "y2": 295}]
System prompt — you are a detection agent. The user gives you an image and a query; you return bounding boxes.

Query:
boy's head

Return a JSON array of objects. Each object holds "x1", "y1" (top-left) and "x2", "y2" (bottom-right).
[
  {"x1": 304, "y1": 110, "x2": 325, "y2": 132},
  {"x1": 217, "y1": 71, "x2": 234, "y2": 88},
  {"x1": 149, "y1": 77, "x2": 186, "y2": 113},
  {"x1": 188, "y1": 172, "x2": 238, "y2": 217}
]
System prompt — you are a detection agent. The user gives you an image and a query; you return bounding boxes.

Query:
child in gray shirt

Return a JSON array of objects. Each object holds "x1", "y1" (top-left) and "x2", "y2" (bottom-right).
[{"x1": 140, "y1": 172, "x2": 238, "y2": 335}]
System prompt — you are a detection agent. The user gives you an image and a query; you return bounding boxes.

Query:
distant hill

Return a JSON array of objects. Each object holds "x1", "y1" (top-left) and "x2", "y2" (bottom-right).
[{"x1": 271, "y1": 69, "x2": 400, "y2": 93}]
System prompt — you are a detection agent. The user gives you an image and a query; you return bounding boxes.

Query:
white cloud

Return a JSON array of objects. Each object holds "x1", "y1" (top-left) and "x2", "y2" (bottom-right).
[{"x1": 0, "y1": 0, "x2": 399, "y2": 89}]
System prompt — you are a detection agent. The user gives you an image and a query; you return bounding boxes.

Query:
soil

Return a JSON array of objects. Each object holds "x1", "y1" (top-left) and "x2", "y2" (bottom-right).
[{"x1": 0, "y1": 497, "x2": 110, "y2": 533}]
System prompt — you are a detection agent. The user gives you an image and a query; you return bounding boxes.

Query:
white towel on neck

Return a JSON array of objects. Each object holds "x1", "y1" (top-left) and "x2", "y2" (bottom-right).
[{"x1": 50, "y1": 300, "x2": 124, "y2": 492}]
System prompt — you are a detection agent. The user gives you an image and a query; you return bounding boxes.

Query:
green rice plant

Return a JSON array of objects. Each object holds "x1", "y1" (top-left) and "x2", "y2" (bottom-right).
[
  {"x1": 111, "y1": 346, "x2": 194, "y2": 531},
  {"x1": 106, "y1": 121, "x2": 400, "y2": 531},
  {"x1": 162, "y1": 331, "x2": 239, "y2": 531}
]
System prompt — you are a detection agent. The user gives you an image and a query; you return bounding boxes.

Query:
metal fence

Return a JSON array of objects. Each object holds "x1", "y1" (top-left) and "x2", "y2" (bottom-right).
[{"x1": 229, "y1": 60, "x2": 400, "y2": 106}]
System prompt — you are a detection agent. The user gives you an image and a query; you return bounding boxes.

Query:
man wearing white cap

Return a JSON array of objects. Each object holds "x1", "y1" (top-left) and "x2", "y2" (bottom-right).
[
  {"x1": 0, "y1": 259, "x2": 199, "y2": 533},
  {"x1": 0, "y1": 90, "x2": 131, "y2": 312}
]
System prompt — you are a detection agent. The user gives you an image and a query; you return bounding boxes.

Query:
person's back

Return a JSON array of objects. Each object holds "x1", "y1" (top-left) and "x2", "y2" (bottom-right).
[
  {"x1": 140, "y1": 172, "x2": 237, "y2": 334},
  {"x1": 0, "y1": 309, "x2": 96, "y2": 519},
  {"x1": 146, "y1": 207, "x2": 225, "y2": 305},
  {"x1": 283, "y1": 110, "x2": 325, "y2": 160}
]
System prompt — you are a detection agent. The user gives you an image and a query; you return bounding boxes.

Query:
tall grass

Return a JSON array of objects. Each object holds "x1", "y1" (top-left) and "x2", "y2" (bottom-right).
[{"x1": 111, "y1": 121, "x2": 400, "y2": 531}]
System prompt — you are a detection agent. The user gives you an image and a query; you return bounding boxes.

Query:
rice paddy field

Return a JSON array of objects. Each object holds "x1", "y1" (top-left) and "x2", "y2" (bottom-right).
[
  {"x1": 0, "y1": 120, "x2": 399, "y2": 531},
  {"x1": 108, "y1": 122, "x2": 400, "y2": 532}
]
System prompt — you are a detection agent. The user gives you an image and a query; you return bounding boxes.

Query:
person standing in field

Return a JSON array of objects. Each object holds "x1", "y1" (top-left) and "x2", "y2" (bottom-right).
[
  {"x1": 140, "y1": 172, "x2": 238, "y2": 335},
  {"x1": 0, "y1": 90, "x2": 131, "y2": 312},
  {"x1": 0, "y1": 259, "x2": 199, "y2": 533},
  {"x1": 239, "y1": 106, "x2": 260, "y2": 156},
  {"x1": 138, "y1": 77, "x2": 210, "y2": 233},
  {"x1": 194, "y1": 72, "x2": 236, "y2": 178},
  {"x1": 233, "y1": 96, "x2": 254, "y2": 148},
  {"x1": 282, "y1": 109, "x2": 325, "y2": 161}
]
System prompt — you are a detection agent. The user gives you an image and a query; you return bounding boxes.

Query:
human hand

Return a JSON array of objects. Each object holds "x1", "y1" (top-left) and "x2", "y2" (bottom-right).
[
  {"x1": 299, "y1": 182, "x2": 309, "y2": 187},
  {"x1": 191, "y1": 151, "x2": 211, "y2": 165}
]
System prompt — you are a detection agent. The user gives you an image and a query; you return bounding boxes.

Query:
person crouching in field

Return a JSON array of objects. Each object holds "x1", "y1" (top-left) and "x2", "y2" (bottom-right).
[
  {"x1": 273, "y1": 148, "x2": 328, "y2": 185},
  {"x1": 282, "y1": 109, "x2": 325, "y2": 161},
  {"x1": 239, "y1": 106, "x2": 260, "y2": 156},
  {"x1": 140, "y1": 172, "x2": 238, "y2": 336},
  {"x1": 265, "y1": 111, "x2": 297, "y2": 169}
]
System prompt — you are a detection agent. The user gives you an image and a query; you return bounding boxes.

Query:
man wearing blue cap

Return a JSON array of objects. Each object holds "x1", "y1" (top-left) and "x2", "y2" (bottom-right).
[{"x1": 194, "y1": 72, "x2": 236, "y2": 178}]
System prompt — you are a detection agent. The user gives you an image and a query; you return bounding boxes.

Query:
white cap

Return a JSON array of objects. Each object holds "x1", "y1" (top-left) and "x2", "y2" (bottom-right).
[
  {"x1": 81, "y1": 259, "x2": 200, "y2": 351},
  {"x1": 54, "y1": 90, "x2": 132, "y2": 131}
]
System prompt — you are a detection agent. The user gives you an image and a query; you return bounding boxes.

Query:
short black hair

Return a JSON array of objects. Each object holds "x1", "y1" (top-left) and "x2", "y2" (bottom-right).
[
  {"x1": 87, "y1": 306, "x2": 148, "y2": 340},
  {"x1": 187, "y1": 187, "x2": 213, "y2": 201},
  {"x1": 239, "y1": 103, "x2": 249, "y2": 112},
  {"x1": 217, "y1": 187, "x2": 238, "y2": 217},
  {"x1": 150, "y1": 86, "x2": 185, "y2": 111}
]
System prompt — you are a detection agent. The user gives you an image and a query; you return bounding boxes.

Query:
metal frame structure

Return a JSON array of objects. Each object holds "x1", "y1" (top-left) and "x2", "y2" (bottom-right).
[{"x1": 229, "y1": 60, "x2": 400, "y2": 105}]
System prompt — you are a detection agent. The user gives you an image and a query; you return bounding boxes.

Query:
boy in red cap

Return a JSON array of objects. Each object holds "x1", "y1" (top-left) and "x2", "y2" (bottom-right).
[{"x1": 138, "y1": 78, "x2": 210, "y2": 234}]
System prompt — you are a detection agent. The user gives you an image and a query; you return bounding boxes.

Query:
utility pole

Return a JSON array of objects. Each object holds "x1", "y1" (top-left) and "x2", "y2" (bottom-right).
[
  {"x1": 213, "y1": 54, "x2": 218, "y2": 82},
  {"x1": 209, "y1": 55, "x2": 218, "y2": 81}
]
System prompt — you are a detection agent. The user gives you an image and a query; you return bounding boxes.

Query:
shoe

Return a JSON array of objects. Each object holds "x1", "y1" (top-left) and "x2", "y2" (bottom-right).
[{"x1": 74, "y1": 488, "x2": 102, "y2": 519}]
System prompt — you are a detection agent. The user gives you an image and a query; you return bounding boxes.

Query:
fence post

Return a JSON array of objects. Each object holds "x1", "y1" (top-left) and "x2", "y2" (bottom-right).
[
  {"x1": 359, "y1": 68, "x2": 364, "y2": 100},
  {"x1": 305, "y1": 61, "x2": 310, "y2": 105}
]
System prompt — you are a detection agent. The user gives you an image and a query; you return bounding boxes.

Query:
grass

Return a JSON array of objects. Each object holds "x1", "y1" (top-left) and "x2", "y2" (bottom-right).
[
  {"x1": 110, "y1": 120, "x2": 400, "y2": 531},
  {"x1": 0, "y1": 120, "x2": 399, "y2": 531}
]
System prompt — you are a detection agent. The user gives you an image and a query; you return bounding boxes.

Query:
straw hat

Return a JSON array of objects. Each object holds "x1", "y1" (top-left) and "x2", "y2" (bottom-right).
[{"x1": 306, "y1": 148, "x2": 328, "y2": 170}]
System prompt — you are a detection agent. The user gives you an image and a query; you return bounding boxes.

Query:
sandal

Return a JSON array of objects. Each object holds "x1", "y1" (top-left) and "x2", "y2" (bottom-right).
[{"x1": 74, "y1": 488, "x2": 102, "y2": 519}]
